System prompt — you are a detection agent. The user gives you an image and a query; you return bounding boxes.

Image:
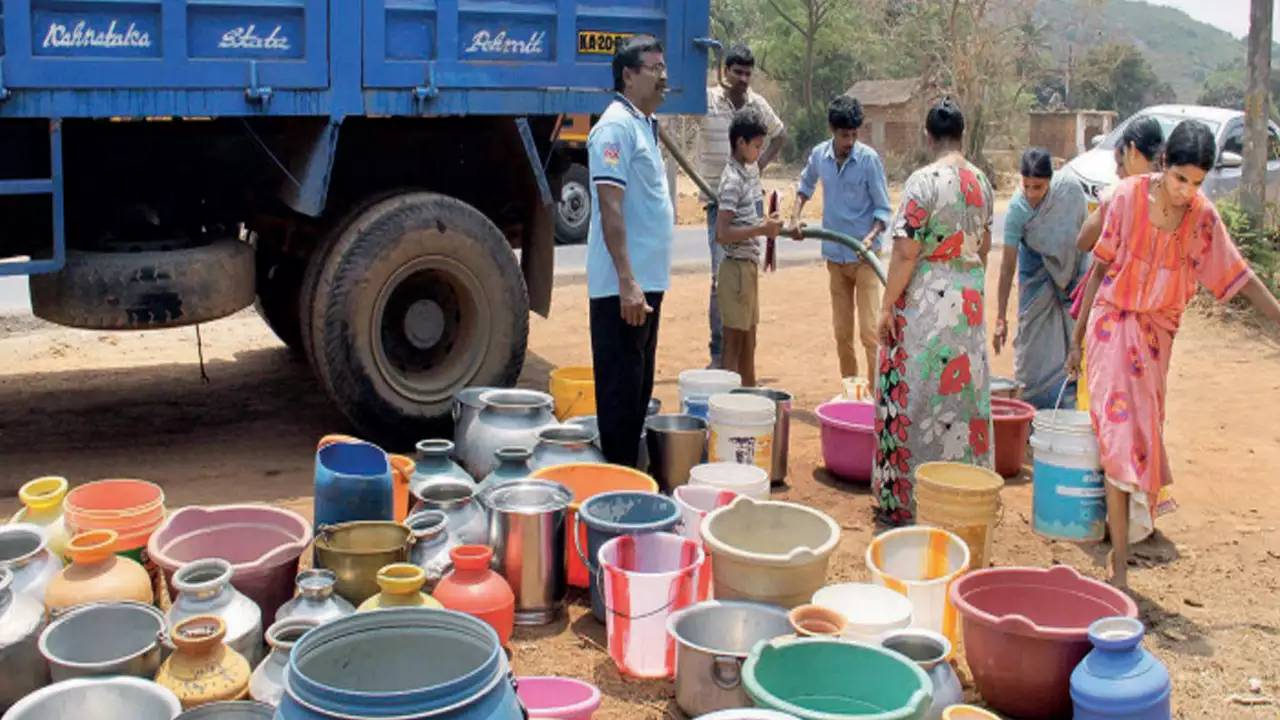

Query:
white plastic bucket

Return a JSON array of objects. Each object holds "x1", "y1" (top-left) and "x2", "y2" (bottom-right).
[
  {"x1": 672, "y1": 485, "x2": 739, "y2": 601},
  {"x1": 678, "y1": 369, "x2": 742, "y2": 420},
  {"x1": 708, "y1": 393, "x2": 775, "y2": 473},
  {"x1": 599, "y1": 532, "x2": 705, "y2": 679},
  {"x1": 865, "y1": 526, "x2": 970, "y2": 646},
  {"x1": 810, "y1": 582, "x2": 913, "y2": 643},
  {"x1": 1031, "y1": 409, "x2": 1106, "y2": 543},
  {"x1": 688, "y1": 463, "x2": 770, "y2": 501}
]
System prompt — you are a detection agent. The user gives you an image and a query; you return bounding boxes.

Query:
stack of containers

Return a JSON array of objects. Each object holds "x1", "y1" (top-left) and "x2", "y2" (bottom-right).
[{"x1": 63, "y1": 479, "x2": 166, "y2": 566}]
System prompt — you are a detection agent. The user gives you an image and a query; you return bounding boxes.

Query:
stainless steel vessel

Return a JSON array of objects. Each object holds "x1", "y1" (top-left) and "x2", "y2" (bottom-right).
[
  {"x1": 39, "y1": 601, "x2": 168, "y2": 681},
  {"x1": 731, "y1": 387, "x2": 793, "y2": 483},
  {"x1": 665, "y1": 600, "x2": 793, "y2": 716},
  {"x1": 479, "y1": 480, "x2": 572, "y2": 625},
  {"x1": 167, "y1": 558, "x2": 264, "y2": 666},
  {"x1": 643, "y1": 414, "x2": 709, "y2": 493},
  {"x1": 0, "y1": 567, "x2": 49, "y2": 710}
]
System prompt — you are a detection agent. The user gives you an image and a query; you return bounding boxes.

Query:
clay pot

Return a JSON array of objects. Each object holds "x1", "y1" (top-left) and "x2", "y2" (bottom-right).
[
  {"x1": 788, "y1": 604, "x2": 848, "y2": 637},
  {"x1": 356, "y1": 564, "x2": 443, "y2": 611},
  {"x1": 44, "y1": 530, "x2": 153, "y2": 614},
  {"x1": 167, "y1": 559, "x2": 264, "y2": 667},
  {"x1": 156, "y1": 616, "x2": 252, "y2": 709},
  {"x1": 432, "y1": 545, "x2": 515, "y2": 647}
]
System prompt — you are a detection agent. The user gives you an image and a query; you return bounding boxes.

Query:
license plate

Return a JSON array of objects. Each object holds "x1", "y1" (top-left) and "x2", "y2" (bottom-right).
[{"x1": 578, "y1": 31, "x2": 634, "y2": 55}]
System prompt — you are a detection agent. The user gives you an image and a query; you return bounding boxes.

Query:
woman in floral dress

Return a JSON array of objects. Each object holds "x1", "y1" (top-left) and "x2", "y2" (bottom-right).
[
  {"x1": 1068, "y1": 120, "x2": 1280, "y2": 587},
  {"x1": 873, "y1": 98, "x2": 995, "y2": 526}
]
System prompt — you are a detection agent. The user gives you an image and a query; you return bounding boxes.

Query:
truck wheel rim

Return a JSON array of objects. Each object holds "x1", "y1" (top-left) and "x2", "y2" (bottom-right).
[
  {"x1": 560, "y1": 181, "x2": 590, "y2": 229},
  {"x1": 372, "y1": 255, "x2": 489, "y2": 404}
]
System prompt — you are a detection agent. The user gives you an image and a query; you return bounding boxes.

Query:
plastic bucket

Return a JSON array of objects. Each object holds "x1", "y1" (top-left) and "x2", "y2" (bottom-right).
[
  {"x1": 64, "y1": 479, "x2": 166, "y2": 558},
  {"x1": 730, "y1": 388, "x2": 792, "y2": 483},
  {"x1": 991, "y1": 398, "x2": 1035, "y2": 478},
  {"x1": 811, "y1": 583, "x2": 914, "y2": 644},
  {"x1": 673, "y1": 485, "x2": 739, "y2": 600},
  {"x1": 701, "y1": 496, "x2": 841, "y2": 609},
  {"x1": 743, "y1": 636, "x2": 933, "y2": 720},
  {"x1": 529, "y1": 463, "x2": 658, "y2": 589},
  {"x1": 575, "y1": 491, "x2": 681, "y2": 622},
  {"x1": 942, "y1": 706, "x2": 1002, "y2": 720},
  {"x1": 815, "y1": 401, "x2": 877, "y2": 483},
  {"x1": 914, "y1": 462, "x2": 1003, "y2": 571},
  {"x1": 549, "y1": 366, "x2": 596, "y2": 420},
  {"x1": 866, "y1": 526, "x2": 970, "y2": 646},
  {"x1": 599, "y1": 532, "x2": 705, "y2": 678},
  {"x1": 678, "y1": 369, "x2": 742, "y2": 420},
  {"x1": 708, "y1": 393, "x2": 776, "y2": 473},
  {"x1": 689, "y1": 462, "x2": 770, "y2": 501},
  {"x1": 515, "y1": 676, "x2": 601, "y2": 719},
  {"x1": 313, "y1": 441, "x2": 393, "y2": 529},
  {"x1": 1031, "y1": 409, "x2": 1106, "y2": 542}
]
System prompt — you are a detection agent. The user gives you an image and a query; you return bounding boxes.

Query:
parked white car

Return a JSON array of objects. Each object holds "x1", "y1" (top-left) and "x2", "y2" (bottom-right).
[{"x1": 1059, "y1": 104, "x2": 1280, "y2": 208}]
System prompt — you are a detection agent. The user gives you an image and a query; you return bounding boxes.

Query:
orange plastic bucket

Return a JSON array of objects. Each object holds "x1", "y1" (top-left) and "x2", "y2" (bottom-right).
[
  {"x1": 530, "y1": 463, "x2": 658, "y2": 588},
  {"x1": 64, "y1": 479, "x2": 166, "y2": 555}
]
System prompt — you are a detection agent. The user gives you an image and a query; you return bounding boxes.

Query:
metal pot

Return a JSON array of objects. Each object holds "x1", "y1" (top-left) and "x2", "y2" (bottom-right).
[
  {"x1": 410, "y1": 439, "x2": 474, "y2": 495},
  {"x1": 452, "y1": 386, "x2": 498, "y2": 466},
  {"x1": 644, "y1": 414, "x2": 709, "y2": 493},
  {"x1": 460, "y1": 389, "x2": 556, "y2": 478},
  {"x1": 529, "y1": 424, "x2": 606, "y2": 472},
  {"x1": 249, "y1": 618, "x2": 318, "y2": 707},
  {"x1": 405, "y1": 510, "x2": 459, "y2": 589},
  {"x1": 0, "y1": 523, "x2": 61, "y2": 601},
  {"x1": 479, "y1": 479, "x2": 572, "y2": 625},
  {"x1": 0, "y1": 567, "x2": 49, "y2": 710},
  {"x1": 167, "y1": 558, "x2": 265, "y2": 666},
  {"x1": 273, "y1": 569, "x2": 355, "y2": 625},
  {"x1": 730, "y1": 387, "x2": 793, "y2": 484},
  {"x1": 4, "y1": 677, "x2": 181, "y2": 720},
  {"x1": 177, "y1": 700, "x2": 275, "y2": 719},
  {"x1": 665, "y1": 600, "x2": 793, "y2": 717},
  {"x1": 410, "y1": 481, "x2": 488, "y2": 546},
  {"x1": 476, "y1": 446, "x2": 534, "y2": 496},
  {"x1": 313, "y1": 521, "x2": 413, "y2": 604},
  {"x1": 39, "y1": 601, "x2": 168, "y2": 681}
]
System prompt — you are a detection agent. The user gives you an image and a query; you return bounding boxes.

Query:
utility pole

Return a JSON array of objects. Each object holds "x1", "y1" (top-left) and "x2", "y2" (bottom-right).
[{"x1": 1241, "y1": 0, "x2": 1274, "y2": 227}]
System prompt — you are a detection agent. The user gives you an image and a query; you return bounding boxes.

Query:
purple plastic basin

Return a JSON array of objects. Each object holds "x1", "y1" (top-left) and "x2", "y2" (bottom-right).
[
  {"x1": 516, "y1": 676, "x2": 601, "y2": 719},
  {"x1": 950, "y1": 565, "x2": 1138, "y2": 719},
  {"x1": 147, "y1": 504, "x2": 312, "y2": 621},
  {"x1": 816, "y1": 401, "x2": 877, "y2": 483}
]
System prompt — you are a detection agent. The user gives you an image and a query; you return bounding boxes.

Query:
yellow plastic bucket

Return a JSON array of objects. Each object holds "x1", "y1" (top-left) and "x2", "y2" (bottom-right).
[
  {"x1": 914, "y1": 462, "x2": 1003, "y2": 571},
  {"x1": 549, "y1": 366, "x2": 596, "y2": 420}
]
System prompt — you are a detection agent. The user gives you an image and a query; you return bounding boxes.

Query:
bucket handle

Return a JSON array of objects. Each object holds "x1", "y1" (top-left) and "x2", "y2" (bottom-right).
[
  {"x1": 561, "y1": 391, "x2": 588, "y2": 421},
  {"x1": 596, "y1": 569, "x2": 694, "y2": 621},
  {"x1": 1050, "y1": 378, "x2": 1070, "y2": 424},
  {"x1": 711, "y1": 655, "x2": 743, "y2": 690},
  {"x1": 572, "y1": 513, "x2": 592, "y2": 572}
]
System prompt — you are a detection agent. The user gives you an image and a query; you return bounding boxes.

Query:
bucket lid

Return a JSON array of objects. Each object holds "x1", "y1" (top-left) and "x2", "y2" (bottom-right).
[
  {"x1": 480, "y1": 480, "x2": 572, "y2": 514},
  {"x1": 1033, "y1": 408, "x2": 1093, "y2": 433},
  {"x1": 678, "y1": 369, "x2": 742, "y2": 396},
  {"x1": 708, "y1": 393, "x2": 776, "y2": 425}
]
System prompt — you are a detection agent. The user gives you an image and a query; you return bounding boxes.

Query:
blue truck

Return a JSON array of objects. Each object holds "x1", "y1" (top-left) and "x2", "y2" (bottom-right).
[{"x1": 0, "y1": 0, "x2": 712, "y2": 440}]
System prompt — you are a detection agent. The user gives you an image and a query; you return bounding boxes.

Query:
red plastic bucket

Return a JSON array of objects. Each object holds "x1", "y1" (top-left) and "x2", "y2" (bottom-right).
[{"x1": 991, "y1": 398, "x2": 1035, "y2": 478}]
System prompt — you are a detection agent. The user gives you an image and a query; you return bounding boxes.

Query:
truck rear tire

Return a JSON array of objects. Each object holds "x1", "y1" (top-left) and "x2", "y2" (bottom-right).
[
  {"x1": 310, "y1": 192, "x2": 528, "y2": 441},
  {"x1": 554, "y1": 162, "x2": 591, "y2": 245},
  {"x1": 29, "y1": 239, "x2": 255, "y2": 330}
]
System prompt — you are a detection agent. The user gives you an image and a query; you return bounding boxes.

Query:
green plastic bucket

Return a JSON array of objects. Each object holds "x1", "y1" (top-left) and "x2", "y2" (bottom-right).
[{"x1": 743, "y1": 636, "x2": 933, "y2": 719}]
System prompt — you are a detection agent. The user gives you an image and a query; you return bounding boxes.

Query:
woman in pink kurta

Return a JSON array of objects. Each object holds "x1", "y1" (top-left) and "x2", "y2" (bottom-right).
[{"x1": 1069, "y1": 120, "x2": 1280, "y2": 587}]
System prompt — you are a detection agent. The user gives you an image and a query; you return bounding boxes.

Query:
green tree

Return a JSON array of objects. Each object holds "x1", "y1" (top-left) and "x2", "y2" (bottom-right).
[{"x1": 1073, "y1": 44, "x2": 1171, "y2": 117}]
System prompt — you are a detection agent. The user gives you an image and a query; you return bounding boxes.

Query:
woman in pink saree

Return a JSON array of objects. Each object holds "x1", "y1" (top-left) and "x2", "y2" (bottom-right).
[{"x1": 1068, "y1": 120, "x2": 1280, "y2": 587}]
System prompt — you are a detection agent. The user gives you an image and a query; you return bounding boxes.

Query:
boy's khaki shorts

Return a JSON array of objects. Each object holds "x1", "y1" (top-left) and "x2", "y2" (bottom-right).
[{"x1": 717, "y1": 256, "x2": 759, "y2": 330}]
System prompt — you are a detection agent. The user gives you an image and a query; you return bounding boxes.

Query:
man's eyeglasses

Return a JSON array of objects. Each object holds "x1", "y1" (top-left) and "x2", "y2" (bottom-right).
[{"x1": 637, "y1": 62, "x2": 667, "y2": 75}]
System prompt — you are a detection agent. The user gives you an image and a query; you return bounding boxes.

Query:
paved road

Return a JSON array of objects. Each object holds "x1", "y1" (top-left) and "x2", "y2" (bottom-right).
[{"x1": 0, "y1": 213, "x2": 1007, "y2": 316}]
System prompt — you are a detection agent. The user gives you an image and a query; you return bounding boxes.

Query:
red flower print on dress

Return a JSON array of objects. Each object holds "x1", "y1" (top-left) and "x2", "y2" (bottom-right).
[
  {"x1": 959, "y1": 169, "x2": 984, "y2": 208},
  {"x1": 928, "y1": 231, "x2": 965, "y2": 261},
  {"x1": 880, "y1": 351, "x2": 894, "y2": 375},
  {"x1": 890, "y1": 508, "x2": 912, "y2": 524},
  {"x1": 1105, "y1": 392, "x2": 1131, "y2": 423},
  {"x1": 875, "y1": 416, "x2": 886, "y2": 437},
  {"x1": 969, "y1": 417, "x2": 990, "y2": 455},
  {"x1": 1140, "y1": 318, "x2": 1161, "y2": 360},
  {"x1": 894, "y1": 347, "x2": 908, "y2": 369},
  {"x1": 890, "y1": 380, "x2": 910, "y2": 407},
  {"x1": 876, "y1": 448, "x2": 887, "y2": 466},
  {"x1": 890, "y1": 447, "x2": 913, "y2": 473},
  {"x1": 961, "y1": 288, "x2": 983, "y2": 326},
  {"x1": 1131, "y1": 445, "x2": 1148, "y2": 476},
  {"x1": 1127, "y1": 346, "x2": 1145, "y2": 378},
  {"x1": 890, "y1": 414, "x2": 912, "y2": 442},
  {"x1": 1094, "y1": 312, "x2": 1118, "y2": 342},
  {"x1": 903, "y1": 199, "x2": 928, "y2": 229},
  {"x1": 895, "y1": 292, "x2": 908, "y2": 310},
  {"x1": 892, "y1": 478, "x2": 912, "y2": 507},
  {"x1": 938, "y1": 354, "x2": 972, "y2": 395}
]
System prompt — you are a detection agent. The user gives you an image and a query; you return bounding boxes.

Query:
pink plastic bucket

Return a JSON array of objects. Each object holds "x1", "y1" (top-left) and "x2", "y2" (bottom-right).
[
  {"x1": 516, "y1": 676, "x2": 601, "y2": 719},
  {"x1": 816, "y1": 401, "x2": 877, "y2": 482},
  {"x1": 600, "y1": 532, "x2": 705, "y2": 679}
]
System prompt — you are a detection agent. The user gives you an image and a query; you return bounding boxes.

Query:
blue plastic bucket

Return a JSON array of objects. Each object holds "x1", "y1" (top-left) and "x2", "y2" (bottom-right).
[
  {"x1": 314, "y1": 441, "x2": 393, "y2": 529},
  {"x1": 275, "y1": 608, "x2": 522, "y2": 719},
  {"x1": 1031, "y1": 409, "x2": 1106, "y2": 542},
  {"x1": 575, "y1": 491, "x2": 681, "y2": 622}
]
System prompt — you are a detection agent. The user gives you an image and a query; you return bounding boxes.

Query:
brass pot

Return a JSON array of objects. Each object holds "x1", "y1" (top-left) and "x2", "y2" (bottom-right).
[{"x1": 313, "y1": 522, "x2": 413, "y2": 604}]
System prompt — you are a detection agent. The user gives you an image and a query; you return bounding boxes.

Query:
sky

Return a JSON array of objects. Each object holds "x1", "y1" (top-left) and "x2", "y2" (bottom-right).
[{"x1": 1145, "y1": 0, "x2": 1279, "y2": 39}]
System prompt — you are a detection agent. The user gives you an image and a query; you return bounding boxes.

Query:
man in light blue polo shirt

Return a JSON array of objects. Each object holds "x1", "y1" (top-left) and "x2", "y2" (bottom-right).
[
  {"x1": 585, "y1": 34, "x2": 673, "y2": 468},
  {"x1": 791, "y1": 95, "x2": 892, "y2": 384}
]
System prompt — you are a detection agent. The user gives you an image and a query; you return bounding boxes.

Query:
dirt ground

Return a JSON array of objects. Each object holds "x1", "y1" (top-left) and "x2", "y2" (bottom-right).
[{"x1": 1, "y1": 250, "x2": 1278, "y2": 719}]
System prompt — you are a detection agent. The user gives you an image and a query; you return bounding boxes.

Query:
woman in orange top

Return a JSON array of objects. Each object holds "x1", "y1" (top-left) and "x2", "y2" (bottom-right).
[{"x1": 1068, "y1": 120, "x2": 1280, "y2": 588}]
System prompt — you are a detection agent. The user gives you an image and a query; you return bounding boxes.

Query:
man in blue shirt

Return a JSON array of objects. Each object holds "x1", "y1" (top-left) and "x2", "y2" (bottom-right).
[
  {"x1": 585, "y1": 35, "x2": 674, "y2": 467},
  {"x1": 791, "y1": 95, "x2": 892, "y2": 384}
]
